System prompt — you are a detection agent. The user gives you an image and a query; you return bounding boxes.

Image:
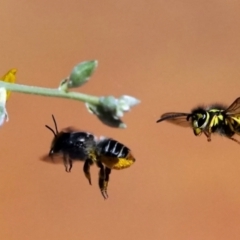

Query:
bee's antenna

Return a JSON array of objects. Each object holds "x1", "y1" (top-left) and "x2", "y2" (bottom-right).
[
  {"x1": 45, "y1": 125, "x2": 56, "y2": 137},
  {"x1": 51, "y1": 114, "x2": 59, "y2": 134},
  {"x1": 45, "y1": 114, "x2": 58, "y2": 137}
]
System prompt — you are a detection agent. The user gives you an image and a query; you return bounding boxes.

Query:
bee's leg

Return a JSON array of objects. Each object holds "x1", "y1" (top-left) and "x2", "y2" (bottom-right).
[
  {"x1": 206, "y1": 116, "x2": 217, "y2": 142},
  {"x1": 204, "y1": 131, "x2": 212, "y2": 142},
  {"x1": 63, "y1": 155, "x2": 69, "y2": 172},
  {"x1": 88, "y1": 152, "x2": 97, "y2": 163},
  {"x1": 63, "y1": 155, "x2": 72, "y2": 172},
  {"x1": 228, "y1": 137, "x2": 240, "y2": 145},
  {"x1": 68, "y1": 158, "x2": 73, "y2": 172},
  {"x1": 103, "y1": 167, "x2": 112, "y2": 195},
  {"x1": 83, "y1": 159, "x2": 93, "y2": 185},
  {"x1": 96, "y1": 161, "x2": 108, "y2": 200}
]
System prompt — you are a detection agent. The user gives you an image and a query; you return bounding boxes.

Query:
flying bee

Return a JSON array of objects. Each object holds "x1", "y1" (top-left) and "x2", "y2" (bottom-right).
[
  {"x1": 45, "y1": 115, "x2": 136, "y2": 200},
  {"x1": 156, "y1": 97, "x2": 240, "y2": 144},
  {"x1": 94, "y1": 138, "x2": 136, "y2": 199},
  {"x1": 45, "y1": 114, "x2": 97, "y2": 186}
]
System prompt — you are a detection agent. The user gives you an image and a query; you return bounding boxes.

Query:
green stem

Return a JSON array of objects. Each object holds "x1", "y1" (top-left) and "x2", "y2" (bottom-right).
[{"x1": 0, "y1": 81, "x2": 100, "y2": 105}]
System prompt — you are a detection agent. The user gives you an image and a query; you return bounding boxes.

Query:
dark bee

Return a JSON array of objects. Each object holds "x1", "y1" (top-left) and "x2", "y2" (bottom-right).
[
  {"x1": 156, "y1": 97, "x2": 240, "y2": 144},
  {"x1": 45, "y1": 115, "x2": 97, "y2": 186},
  {"x1": 45, "y1": 115, "x2": 136, "y2": 200},
  {"x1": 94, "y1": 138, "x2": 136, "y2": 199}
]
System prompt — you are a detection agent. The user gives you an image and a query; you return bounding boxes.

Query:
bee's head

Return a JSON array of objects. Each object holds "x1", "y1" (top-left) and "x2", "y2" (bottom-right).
[{"x1": 187, "y1": 108, "x2": 209, "y2": 136}]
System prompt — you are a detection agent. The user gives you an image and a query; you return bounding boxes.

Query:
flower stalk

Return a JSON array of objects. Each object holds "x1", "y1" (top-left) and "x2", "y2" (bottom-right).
[
  {"x1": 0, "y1": 60, "x2": 141, "y2": 128},
  {"x1": 0, "y1": 81, "x2": 100, "y2": 105}
]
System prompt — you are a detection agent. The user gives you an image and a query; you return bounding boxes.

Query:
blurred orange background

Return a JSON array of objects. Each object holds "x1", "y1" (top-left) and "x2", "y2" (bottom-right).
[{"x1": 1, "y1": 1, "x2": 240, "y2": 239}]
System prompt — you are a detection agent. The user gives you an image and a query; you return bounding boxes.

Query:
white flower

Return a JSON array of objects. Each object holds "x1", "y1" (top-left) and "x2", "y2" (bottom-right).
[
  {"x1": 115, "y1": 95, "x2": 140, "y2": 118},
  {"x1": 0, "y1": 87, "x2": 8, "y2": 126},
  {"x1": 85, "y1": 95, "x2": 140, "y2": 128}
]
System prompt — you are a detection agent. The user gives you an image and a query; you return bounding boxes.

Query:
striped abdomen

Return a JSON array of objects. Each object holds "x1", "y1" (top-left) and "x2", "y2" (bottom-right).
[{"x1": 96, "y1": 139, "x2": 135, "y2": 170}]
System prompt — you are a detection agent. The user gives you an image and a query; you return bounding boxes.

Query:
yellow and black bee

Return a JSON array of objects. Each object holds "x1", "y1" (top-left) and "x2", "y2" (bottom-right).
[
  {"x1": 45, "y1": 115, "x2": 136, "y2": 199},
  {"x1": 156, "y1": 97, "x2": 240, "y2": 144},
  {"x1": 94, "y1": 137, "x2": 136, "y2": 199}
]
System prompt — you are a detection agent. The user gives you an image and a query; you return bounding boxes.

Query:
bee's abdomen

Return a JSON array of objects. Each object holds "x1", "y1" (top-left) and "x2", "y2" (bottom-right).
[
  {"x1": 97, "y1": 139, "x2": 135, "y2": 170},
  {"x1": 99, "y1": 139, "x2": 129, "y2": 158}
]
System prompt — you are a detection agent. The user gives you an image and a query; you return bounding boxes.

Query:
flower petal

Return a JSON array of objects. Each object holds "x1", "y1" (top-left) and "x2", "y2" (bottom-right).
[{"x1": 1, "y1": 69, "x2": 17, "y2": 100}]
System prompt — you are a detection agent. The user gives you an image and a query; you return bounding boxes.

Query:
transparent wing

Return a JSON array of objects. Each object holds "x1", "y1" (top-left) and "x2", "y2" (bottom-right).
[
  {"x1": 40, "y1": 154, "x2": 64, "y2": 164},
  {"x1": 225, "y1": 97, "x2": 240, "y2": 115},
  {"x1": 61, "y1": 126, "x2": 79, "y2": 133},
  {"x1": 156, "y1": 112, "x2": 191, "y2": 127},
  {"x1": 226, "y1": 116, "x2": 240, "y2": 135}
]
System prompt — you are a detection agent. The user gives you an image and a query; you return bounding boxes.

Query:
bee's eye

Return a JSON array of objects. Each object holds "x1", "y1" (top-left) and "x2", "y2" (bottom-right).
[
  {"x1": 195, "y1": 114, "x2": 207, "y2": 128},
  {"x1": 192, "y1": 113, "x2": 207, "y2": 128}
]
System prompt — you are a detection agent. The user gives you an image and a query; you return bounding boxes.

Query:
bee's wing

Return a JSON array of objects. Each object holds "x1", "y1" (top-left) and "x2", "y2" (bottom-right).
[
  {"x1": 61, "y1": 126, "x2": 80, "y2": 132},
  {"x1": 156, "y1": 112, "x2": 191, "y2": 127},
  {"x1": 40, "y1": 154, "x2": 64, "y2": 164},
  {"x1": 225, "y1": 97, "x2": 240, "y2": 115}
]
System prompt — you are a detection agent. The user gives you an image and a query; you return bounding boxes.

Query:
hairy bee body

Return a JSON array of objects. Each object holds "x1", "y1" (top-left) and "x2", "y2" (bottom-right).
[
  {"x1": 96, "y1": 138, "x2": 136, "y2": 170},
  {"x1": 45, "y1": 115, "x2": 136, "y2": 200},
  {"x1": 45, "y1": 116, "x2": 97, "y2": 190},
  {"x1": 49, "y1": 131, "x2": 96, "y2": 161},
  {"x1": 189, "y1": 106, "x2": 234, "y2": 137},
  {"x1": 156, "y1": 97, "x2": 240, "y2": 144}
]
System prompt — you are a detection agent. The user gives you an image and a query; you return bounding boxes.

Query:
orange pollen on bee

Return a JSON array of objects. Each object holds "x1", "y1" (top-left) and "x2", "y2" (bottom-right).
[{"x1": 99, "y1": 152, "x2": 136, "y2": 170}]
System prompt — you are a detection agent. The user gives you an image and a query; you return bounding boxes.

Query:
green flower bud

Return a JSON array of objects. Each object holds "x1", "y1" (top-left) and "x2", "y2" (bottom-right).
[
  {"x1": 68, "y1": 60, "x2": 98, "y2": 88},
  {"x1": 85, "y1": 95, "x2": 140, "y2": 128},
  {"x1": 85, "y1": 102, "x2": 126, "y2": 128}
]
